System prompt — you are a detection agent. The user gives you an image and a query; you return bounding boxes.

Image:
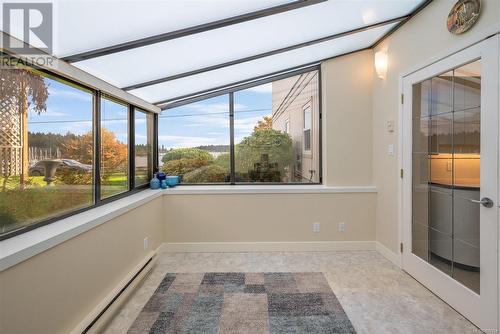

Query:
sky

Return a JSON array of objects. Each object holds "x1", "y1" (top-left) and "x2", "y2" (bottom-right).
[
  {"x1": 158, "y1": 82, "x2": 273, "y2": 150},
  {"x1": 26, "y1": 76, "x2": 273, "y2": 149},
  {"x1": 28, "y1": 76, "x2": 147, "y2": 144}
]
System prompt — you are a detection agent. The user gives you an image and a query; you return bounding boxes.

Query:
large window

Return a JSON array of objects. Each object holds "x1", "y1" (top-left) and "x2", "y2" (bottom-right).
[
  {"x1": 158, "y1": 95, "x2": 231, "y2": 183},
  {"x1": 134, "y1": 109, "x2": 154, "y2": 186},
  {"x1": 100, "y1": 97, "x2": 129, "y2": 198},
  {"x1": 0, "y1": 62, "x2": 155, "y2": 239},
  {"x1": 159, "y1": 68, "x2": 320, "y2": 184},
  {"x1": 0, "y1": 67, "x2": 94, "y2": 236}
]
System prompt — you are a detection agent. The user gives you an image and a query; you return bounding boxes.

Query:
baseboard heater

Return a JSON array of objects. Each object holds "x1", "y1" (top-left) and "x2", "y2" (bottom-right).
[{"x1": 72, "y1": 251, "x2": 157, "y2": 334}]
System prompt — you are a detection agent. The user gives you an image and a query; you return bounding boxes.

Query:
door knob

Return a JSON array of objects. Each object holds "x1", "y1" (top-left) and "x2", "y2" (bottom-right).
[{"x1": 469, "y1": 197, "x2": 494, "y2": 208}]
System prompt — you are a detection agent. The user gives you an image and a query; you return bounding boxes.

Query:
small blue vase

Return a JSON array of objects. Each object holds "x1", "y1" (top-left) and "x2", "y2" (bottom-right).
[
  {"x1": 157, "y1": 172, "x2": 166, "y2": 183},
  {"x1": 160, "y1": 179, "x2": 168, "y2": 189},
  {"x1": 150, "y1": 173, "x2": 160, "y2": 190}
]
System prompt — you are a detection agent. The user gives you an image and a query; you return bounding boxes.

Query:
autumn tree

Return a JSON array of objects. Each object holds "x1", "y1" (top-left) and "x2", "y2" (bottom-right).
[
  {"x1": 253, "y1": 116, "x2": 273, "y2": 132},
  {"x1": 60, "y1": 128, "x2": 128, "y2": 181}
]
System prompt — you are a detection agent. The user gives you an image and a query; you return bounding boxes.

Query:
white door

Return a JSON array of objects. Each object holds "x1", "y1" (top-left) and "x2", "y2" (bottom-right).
[{"x1": 402, "y1": 35, "x2": 499, "y2": 331}]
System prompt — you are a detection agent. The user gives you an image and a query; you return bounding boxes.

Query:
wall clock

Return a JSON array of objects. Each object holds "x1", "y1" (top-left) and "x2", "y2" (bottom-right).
[{"x1": 447, "y1": 0, "x2": 481, "y2": 35}]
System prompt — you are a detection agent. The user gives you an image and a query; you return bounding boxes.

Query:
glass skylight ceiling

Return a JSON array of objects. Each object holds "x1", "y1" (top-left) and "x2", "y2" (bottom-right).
[
  {"x1": 55, "y1": 0, "x2": 298, "y2": 57},
  {"x1": 129, "y1": 23, "x2": 396, "y2": 104},
  {"x1": 4, "y1": 0, "x2": 427, "y2": 106}
]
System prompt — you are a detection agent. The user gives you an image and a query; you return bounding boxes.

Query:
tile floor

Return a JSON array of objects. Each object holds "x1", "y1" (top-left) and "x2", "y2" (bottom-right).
[{"x1": 103, "y1": 250, "x2": 480, "y2": 334}]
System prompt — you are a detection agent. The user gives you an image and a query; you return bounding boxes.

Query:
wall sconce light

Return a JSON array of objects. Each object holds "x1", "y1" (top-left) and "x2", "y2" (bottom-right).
[{"x1": 375, "y1": 50, "x2": 388, "y2": 79}]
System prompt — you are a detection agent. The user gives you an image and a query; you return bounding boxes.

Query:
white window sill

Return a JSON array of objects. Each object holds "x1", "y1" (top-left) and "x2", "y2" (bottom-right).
[
  {"x1": 161, "y1": 185, "x2": 377, "y2": 195},
  {"x1": 0, "y1": 190, "x2": 163, "y2": 272},
  {"x1": 0, "y1": 185, "x2": 376, "y2": 272}
]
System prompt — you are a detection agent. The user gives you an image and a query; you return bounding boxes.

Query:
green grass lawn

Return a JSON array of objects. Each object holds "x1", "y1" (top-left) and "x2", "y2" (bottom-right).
[
  {"x1": 0, "y1": 185, "x2": 93, "y2": 234},
  {"x1": 0, "y1": 173, "x2": 130, "y2": 235},
  {"x1": 1, "y1": 175, "x2": 46, "y2": 190},
  {"x1": 101, "y1": 173, "x2": 128, "y2": 198}
]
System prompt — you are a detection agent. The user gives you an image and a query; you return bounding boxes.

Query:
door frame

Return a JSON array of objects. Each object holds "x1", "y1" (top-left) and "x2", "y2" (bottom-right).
[{"x1": 399, "y1": 35, "x2": 499, "y2": 331}]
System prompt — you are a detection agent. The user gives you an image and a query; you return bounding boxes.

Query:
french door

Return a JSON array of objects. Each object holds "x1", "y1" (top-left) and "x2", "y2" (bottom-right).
[{"x1": 402, "y1": 35, "x2": 499, "y2": 331}]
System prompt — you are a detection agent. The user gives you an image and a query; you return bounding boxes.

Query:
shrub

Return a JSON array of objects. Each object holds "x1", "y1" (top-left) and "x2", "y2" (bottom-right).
[
  {"x1": 0, "y1": 187, "x2": 92, "y2": 234},
  {"x1": 162, "y1": 148, "x2": 213, "y2": 164},
  {"x1": 162, "y1": 158, "x2": 209, "y2": 177},
  {"x1": 57, "y1": 169, "x2": 93, "y2": 185},
  {"x1": 183, "y1": 164, "x2": 228, "y2": 183},
  {"x1": 0, "y1": 211, "x2": 18, "y2": 231},
  {"x1": 213, "y1": 153, "x2": 230, "y2": 168}
]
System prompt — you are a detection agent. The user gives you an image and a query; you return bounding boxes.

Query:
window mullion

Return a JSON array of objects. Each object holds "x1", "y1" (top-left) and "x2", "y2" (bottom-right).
[
  {"x1": 153, "y1": 113, "x2": 159, "y2": 174},
  {"x1": 94, "y1": 92, "x2": 102, "y2": 203},
  {"x1": 229, "y1": 92, "x2": 236, "y2": 185},
  {"x1": 129, "y1": 106, "x2": 135, "y2": 190}
]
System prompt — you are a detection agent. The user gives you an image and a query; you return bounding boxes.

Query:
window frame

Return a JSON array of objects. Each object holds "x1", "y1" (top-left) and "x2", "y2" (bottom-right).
[
  {"x1": 159, "y1": 65, "x2": 323, "y2": 186},
  {"x1": 99, "y1": 94, "x2": 131, "y2": 199},
  {"x1": 0, "y1": 59, "x2": 157, "y2": 241},
  {"x1": 133, "y1": 107, "x2": 154, "y2": 187},
  {"x1": 302, "y1": 100, "x2": 312, "y2": 153}
]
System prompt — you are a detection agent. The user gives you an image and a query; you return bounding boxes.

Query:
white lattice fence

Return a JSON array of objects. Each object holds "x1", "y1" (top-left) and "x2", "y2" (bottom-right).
[{"x1": 0, "y1": 96, "x2": 22, "y2": 176}]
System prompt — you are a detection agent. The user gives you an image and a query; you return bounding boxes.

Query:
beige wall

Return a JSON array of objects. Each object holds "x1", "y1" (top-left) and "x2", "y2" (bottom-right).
[
  {"x1": 163, "y1": 193, "x2": 375, "y2": 243},
  {"x1": 0, "y1": 197, "x2": 163, "y2": 334},
  {"x1": 162, "y1": 51, "x2": 377, "y2": 245},
  {"x1": 372, "y1": 0, "x2": 500, "y2": 252},
  {"x1": 322, "y1": 50, "x2": 374, "y2": 187}
]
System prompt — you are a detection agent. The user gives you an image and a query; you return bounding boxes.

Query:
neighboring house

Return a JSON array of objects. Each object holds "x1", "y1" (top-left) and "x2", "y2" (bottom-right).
[{"x1": 271, "y1": 71, "x2": 319, "y2": 183}]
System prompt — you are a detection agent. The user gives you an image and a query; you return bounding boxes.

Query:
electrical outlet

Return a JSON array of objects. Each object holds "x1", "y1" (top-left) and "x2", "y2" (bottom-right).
[
  {"x1": 338, "y1": 222, "x2": 346, "y2": 232},
  {"x1": 143, "y1": 237, "x2": 149, "y2": 250},
  {"x1": 313, "y1": 222, "x2": 320, "y2": 233}
]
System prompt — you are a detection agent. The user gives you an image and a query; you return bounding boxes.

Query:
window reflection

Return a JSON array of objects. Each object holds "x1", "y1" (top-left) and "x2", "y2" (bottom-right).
[
  {"x1": 134, "y1": 109, "x2": 153, "y2": 186},
  {"x1": 100, "y1": 97, "x2": 129, "y2": 198},
  {"x1": 411, "y1": 60, "x2": 481, "y2": 294},
  {"x1": 234, "y1": 70, "x2": 320, "y2": 183},
  {"x1": 0, "y1": 68, "x2": 94, "y2": 235},
  {"x1": 158, "y1": 95, "x2": 231, "y2": 184}
]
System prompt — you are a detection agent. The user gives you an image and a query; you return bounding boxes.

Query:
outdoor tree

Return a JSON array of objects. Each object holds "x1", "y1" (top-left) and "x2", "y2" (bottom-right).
[
  {"x1": 60, "y1": 128, "x2": 128, "y2": 181},
  {"x1": 235, "y1": 127, "x2": 293, "y2": 182},
  {"x1": 0, "y1": 68, "x2": 49, "y2": 189},
  {"x1": 158, "y1": 117, "x2": 292, "y2": 182},
  {"x1": 253, "y1": 116, "x2": 273, "y2": 132}
]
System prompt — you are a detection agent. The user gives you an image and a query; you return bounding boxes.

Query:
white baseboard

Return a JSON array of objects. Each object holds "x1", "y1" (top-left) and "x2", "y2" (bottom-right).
[
  {"x1": 71, "y1": 250, "x2": 157, "y2": 334},
  {"x1": 162, "y1": 241, "x2": 376, "y2": 252},
  {"x1": 376, "y1": 241, "x2": 402, "y2": 267},
  {"x1": 162, "y1": 241, "x2": 402, "y2": 268}
]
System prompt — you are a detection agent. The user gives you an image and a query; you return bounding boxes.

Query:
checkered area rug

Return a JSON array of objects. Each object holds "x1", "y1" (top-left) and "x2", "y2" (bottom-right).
[{"x1": 128, "y1": 272, "x2": 356, "y2": 334}]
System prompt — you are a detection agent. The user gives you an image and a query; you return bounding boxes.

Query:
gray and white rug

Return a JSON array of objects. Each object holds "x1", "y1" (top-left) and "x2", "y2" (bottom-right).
[{"x1": 128, "y1": 272, "x2": 356, "y2": 333}]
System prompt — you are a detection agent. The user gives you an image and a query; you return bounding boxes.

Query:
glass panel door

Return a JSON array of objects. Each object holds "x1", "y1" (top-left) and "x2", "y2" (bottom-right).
[
  {"x1": 403, "y1": 36, "x2": 498, "y2": 331},
  {"x1": 411, "y1": 60, "x2": 481, "y2": 294}
]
